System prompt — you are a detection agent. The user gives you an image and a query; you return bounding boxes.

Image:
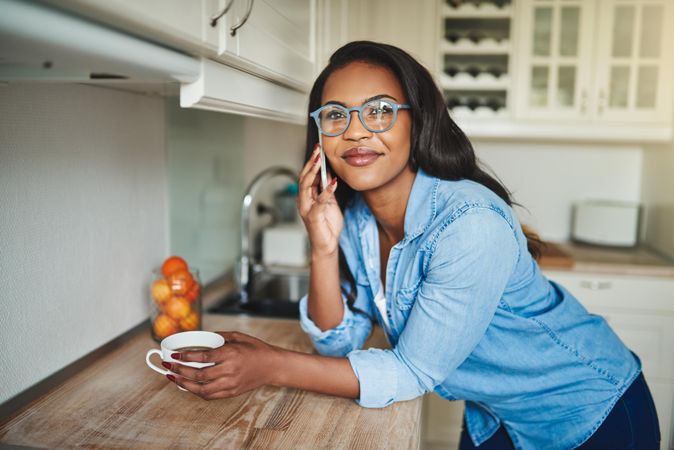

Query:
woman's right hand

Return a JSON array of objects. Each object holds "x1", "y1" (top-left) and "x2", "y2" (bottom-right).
[{"x1": 297, "y1": 145, "x2": 343, "y2": 258}]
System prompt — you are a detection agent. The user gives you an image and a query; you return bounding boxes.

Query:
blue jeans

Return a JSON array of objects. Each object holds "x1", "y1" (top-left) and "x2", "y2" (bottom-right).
[{"x1": 459, "y1": 372, "x2": 661, "y2": 450}]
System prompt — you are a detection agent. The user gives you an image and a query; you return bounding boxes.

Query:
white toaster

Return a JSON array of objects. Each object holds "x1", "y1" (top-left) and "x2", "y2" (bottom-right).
[
  {"x1": 262, "y1": 224, "x2": 309, "y2": 267},
  {"x1": 571, "y1": 200, "x2": 641, "y2": 247}
]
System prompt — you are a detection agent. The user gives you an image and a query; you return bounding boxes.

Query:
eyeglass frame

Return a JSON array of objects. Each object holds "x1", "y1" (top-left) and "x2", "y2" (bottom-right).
[{"x1": 309, "y1": 99, "x2": 411, "y2": 137}]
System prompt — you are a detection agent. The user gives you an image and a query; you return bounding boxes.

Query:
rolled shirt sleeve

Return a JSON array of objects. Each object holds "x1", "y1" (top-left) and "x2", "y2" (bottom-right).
[
  {"x1": 346, "y1": 207, "x2": 520, "y2": 408},
  {"x1": 299, "y1": 290, "x2": 374, "y2": 357}
]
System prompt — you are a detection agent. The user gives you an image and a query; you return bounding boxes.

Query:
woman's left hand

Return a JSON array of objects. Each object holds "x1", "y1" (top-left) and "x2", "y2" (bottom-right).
[{"x1": 164, "y1": 331, "x2": 281, "y2": 400}]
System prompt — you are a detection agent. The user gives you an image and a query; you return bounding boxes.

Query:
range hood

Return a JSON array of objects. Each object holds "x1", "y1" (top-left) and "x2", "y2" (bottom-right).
[{"x1": 0, "y1": 0, "x2": 199, "y2": 83}]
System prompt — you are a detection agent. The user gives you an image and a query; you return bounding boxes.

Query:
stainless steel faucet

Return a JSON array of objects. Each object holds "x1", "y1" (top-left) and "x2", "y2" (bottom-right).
[{"x1": 238, "y1": 166, "x2": 297, "y2": 304}]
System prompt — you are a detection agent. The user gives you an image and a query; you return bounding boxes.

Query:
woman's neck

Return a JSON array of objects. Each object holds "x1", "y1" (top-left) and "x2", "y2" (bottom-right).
[{"x1": 362, "y1": 165, "x2": 416, "y2": 244}]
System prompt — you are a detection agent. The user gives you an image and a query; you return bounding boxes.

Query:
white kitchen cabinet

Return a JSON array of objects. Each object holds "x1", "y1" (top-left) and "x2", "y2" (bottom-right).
[
  {"x1": 180, "y1": 58, "x2": 308, "y2": 123},
  {"x1": 438, "y1": 0, "x2": 514, "y2": 122},
  {"x1": 515, "y1": 0, "x2": 673, "y2": 131},
  {"x1": 59, "y1": 0, "x2": 318, "y2": 91},
  {"x1": 316, "y1": 0, "x2": 349, "y2": 70},
  {"x1": 545, "y1": 270, "x2": 674, "y2": 450},
  {"x1": 184, "y1": 0, "x2": 317, "y2": 123},
  {"x1": 514, "y1": 0, "x2": 595, "y2": 120},
  {"x1": 48, "y1": 0, "x2": 319, "y2": 122},
  {"x1": 594, "y1": 0, "x2": 674, "y2": 124},
  {"x1": 206, "y1": 0, "x2": 317, "y2": 91}
]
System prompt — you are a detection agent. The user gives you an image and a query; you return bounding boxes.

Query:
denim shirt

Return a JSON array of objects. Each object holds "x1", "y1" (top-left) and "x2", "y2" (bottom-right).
[{"x1": 298, "y1": 168, "x2": 640, "y2": 450}]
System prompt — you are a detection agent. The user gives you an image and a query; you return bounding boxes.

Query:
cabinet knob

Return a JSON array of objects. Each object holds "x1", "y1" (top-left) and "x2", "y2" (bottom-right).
[
  {"x1": 579, "y1": 279, "x2": 612, "y2": 290},
  {"x1": 230, "y1": 0, "x2": 255, "y2": 37},
  {"x1": 597, "y1": 90, "x2": 606, "y2": 116},
  {"x1": 210, "y1": 0, "x2": 236, "y2": 27}
]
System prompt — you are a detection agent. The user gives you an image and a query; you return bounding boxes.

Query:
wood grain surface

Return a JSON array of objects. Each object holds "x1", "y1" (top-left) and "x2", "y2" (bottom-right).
[{"x1": 0, "y1": 315, "x2": 422, "y2": 449}]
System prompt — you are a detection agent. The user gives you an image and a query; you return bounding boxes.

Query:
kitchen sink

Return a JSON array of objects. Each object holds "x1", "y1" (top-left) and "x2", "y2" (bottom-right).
[
  {"x1": 208, "y1": 166, "x2": 309, "y2": 319},
  {"x1": 208, "y1": 267, "x2": 309, "y2": 319}
]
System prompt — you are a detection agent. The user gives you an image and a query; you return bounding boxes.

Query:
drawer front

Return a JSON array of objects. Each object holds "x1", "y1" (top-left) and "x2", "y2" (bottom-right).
[
  {"x1": 544, "y1": 271, "x2": 674, "y2": 312},
  {"x1": 595, "y1": 311, "x2": 674, "y2": 380}
]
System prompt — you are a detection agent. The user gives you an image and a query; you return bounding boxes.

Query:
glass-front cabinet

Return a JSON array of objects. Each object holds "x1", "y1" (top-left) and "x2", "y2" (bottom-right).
[
  {"x1": 594, "y1": 0, "x2": 673, "y2": 123},
  {"x1": 515, "y1": 0, "x2": 594, "y2": 120},
  {"x1": 515, "y1": 0, "x2": 673, "y2": 126}
]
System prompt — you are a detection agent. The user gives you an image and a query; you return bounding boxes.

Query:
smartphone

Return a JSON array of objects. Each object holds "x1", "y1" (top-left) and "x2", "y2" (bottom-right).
[{"x1": 318, "y1": 134, "x2": 328, "y2": 190}]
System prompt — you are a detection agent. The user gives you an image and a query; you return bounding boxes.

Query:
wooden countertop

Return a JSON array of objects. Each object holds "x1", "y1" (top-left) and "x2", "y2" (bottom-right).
[
  {"x1": 0, "y1": 315, "x2": 422, "y2": 449},
  {"x1": 538, "y1": 241, "x2": 674, "y2": 278}
]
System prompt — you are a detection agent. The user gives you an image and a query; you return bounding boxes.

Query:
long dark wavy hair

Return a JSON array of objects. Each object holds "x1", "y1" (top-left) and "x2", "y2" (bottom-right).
[{"x1": 303, "y1": 41, "x2": 544, "y2": 316}]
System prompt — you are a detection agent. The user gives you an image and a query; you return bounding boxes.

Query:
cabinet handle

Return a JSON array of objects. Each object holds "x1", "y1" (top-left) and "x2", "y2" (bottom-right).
[
  {"x1": 211, "y1": 0, "x2": 236, "y2": 27},
  {"x1": 597, "y1": 89, "x2": 606, "y2": 116},
  {"x1": 230, "y1": 0, "x2": 254, "y2": 36},
  {"x1": 579, "y1": 280, "x2": 612, "y2": 290}
]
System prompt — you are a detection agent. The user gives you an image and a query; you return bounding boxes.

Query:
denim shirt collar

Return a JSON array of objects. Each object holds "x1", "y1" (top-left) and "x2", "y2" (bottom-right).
[{"x1": 352, "y1": 168, "x2": 439, "y2": 247}]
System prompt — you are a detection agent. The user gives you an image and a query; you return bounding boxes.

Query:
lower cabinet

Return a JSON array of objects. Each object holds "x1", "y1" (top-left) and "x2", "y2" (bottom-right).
[
  {"x1": 422, "y1": 396, "x2": 464, "y2": 449},
  {"x1": 546, "y1": 270, "x2": 674, "y2": 450},
  {"x1": 421, "y1": 271, "x2": 674, "y2": 450}
]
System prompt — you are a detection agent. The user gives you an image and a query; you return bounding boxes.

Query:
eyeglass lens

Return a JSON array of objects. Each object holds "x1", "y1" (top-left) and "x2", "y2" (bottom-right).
[{"x1": 319, "y1": 100, "x2": 396, "y2": 135}]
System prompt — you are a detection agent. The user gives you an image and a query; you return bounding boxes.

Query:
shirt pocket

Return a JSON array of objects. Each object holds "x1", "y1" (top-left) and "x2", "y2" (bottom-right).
[
  {"x1": 394, "y1": 249, "x2": 427, "y2": 311},
  {"x1": 395, "y1": 279, "x2": 422, "y2": 311}
]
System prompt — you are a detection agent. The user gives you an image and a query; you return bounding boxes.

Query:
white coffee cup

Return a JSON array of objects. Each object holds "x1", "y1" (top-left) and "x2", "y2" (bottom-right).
[{"x1": 146, "y1": 331, "x2": 225, "y2": 391}]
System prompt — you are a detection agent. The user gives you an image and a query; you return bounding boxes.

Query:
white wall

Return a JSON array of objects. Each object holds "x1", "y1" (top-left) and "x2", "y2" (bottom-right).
[
  {"x1": 473, "y1": 141, "x2": 643, "y2": 241},
  {"x1": 0, "y1": 84, "x2": 167, "y2": 404},
  {"x1": 641, "y1": 102, "x2": 674, "y2": 261},
  {"x1": 640, "y1": 147, "x2": 674, "y2": 259},
  {"x1": 241, "y1": 116, "x2": 306, "y2": 262},
  {"x1": 242, "y1": 116, "x2": 306, "y2": 186},
  {"x1": 166, "y1": 103, "x2": 306, "y2": 284},
  {"x1": 166, "y1": 104, "x2": 245, "y2": 284}
]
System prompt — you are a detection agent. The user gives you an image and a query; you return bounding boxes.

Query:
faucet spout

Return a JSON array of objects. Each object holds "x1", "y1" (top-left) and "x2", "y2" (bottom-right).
[{"x1": 239, "y1": 166, "x2": 297, "y2": 304}]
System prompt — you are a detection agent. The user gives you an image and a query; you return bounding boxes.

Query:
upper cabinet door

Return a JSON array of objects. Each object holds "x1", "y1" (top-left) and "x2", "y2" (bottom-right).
[
  {"x1": 515, "y1": 0, "x2": 596, "y2": 120},
  {"x1": 208, "y1": 0, "x2": 317, "y2": 91},
  {"x1": 594, "y1": 0, "x2": 673, "y2": 124}
]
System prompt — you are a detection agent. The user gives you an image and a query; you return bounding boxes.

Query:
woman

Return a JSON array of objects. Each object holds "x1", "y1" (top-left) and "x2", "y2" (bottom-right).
[{"x1": 164, "y1": 41, "x2": 660, "y2": 449}]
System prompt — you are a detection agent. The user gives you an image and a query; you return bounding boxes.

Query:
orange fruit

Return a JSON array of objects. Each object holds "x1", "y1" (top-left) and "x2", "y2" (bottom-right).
[
  {"x1": 151, "y1": 279, "x2": 171, "y2": 304},
  {"x1": 179, "y1": 311, "x2": 200, "y2": 331},
  {"x1": 185, "y1": 281, "x2": 200, "y2": 304},
  {"x1": 153, "y1": 314, "x2": 179, "y2": 339},
  {"x1": 164, "y1": 296, "x2": 191, "y2": 320},
  {"x1": 161, "y1": 256, "x2": 188, "y2": 278},
  {"x1": 167, "y1": 268, "x2": 194, "y2": 296}
]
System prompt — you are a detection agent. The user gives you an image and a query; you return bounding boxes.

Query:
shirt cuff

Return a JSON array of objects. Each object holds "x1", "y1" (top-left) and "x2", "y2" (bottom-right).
[
  {"x1": 299, "y1": 293, "x2": 353, "y2": 340},
  {"x1": 347, "y1": 348, "x2": 398, "y2": 408}
]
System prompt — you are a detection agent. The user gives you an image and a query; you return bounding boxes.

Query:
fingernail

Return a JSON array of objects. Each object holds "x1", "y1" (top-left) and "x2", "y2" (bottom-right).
[
  {"x1": 161, "y1": 362, "x2": 172, "y2": 370},
  {"x1": 314, "y1": 153, "x2": 321, "y2": 163},
  {"x1": 171, "y1": 353, "x2": 181, "y2": 360},
  {"x1": 166, "y1": 374, "x2": 176, "y2": 382},
  {"x1": 331, "y1": 177, "x2": 337, "y2": 185}
]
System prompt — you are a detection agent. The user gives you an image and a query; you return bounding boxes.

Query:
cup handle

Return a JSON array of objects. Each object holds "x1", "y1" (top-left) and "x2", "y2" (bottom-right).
[{"x1": 146, "y1": 349, "x2": 169, "y2": 376}]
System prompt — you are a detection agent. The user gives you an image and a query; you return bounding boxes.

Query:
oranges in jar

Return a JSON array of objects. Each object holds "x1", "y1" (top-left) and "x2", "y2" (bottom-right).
[{"x1": 150, "y1": 256, "x2": 202, "y2": 342}]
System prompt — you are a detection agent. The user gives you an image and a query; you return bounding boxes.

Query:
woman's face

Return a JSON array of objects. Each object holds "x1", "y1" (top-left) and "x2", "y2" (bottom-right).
[{"x1": 319, "y1": 61, "x2": 412, "y2": 192}]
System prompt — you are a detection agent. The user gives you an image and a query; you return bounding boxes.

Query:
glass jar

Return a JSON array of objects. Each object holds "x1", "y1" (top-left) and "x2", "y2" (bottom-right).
[{"x1": 149, "y1": 267, "x2": 202, "y2": 342}]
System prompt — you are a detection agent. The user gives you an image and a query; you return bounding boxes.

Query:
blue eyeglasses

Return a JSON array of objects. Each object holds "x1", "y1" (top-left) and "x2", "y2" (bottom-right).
[{"x1": 310, "y1": 99, "x2": 411, "y2": 137}]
